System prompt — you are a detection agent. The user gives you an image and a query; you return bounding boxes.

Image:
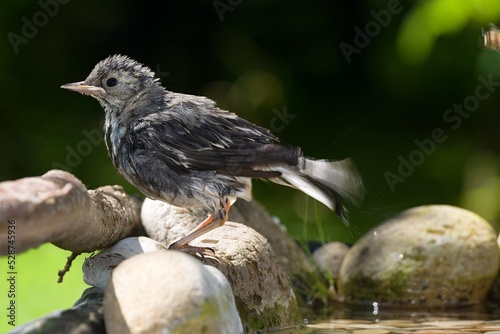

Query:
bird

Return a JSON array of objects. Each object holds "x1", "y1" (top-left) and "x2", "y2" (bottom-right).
[
  {"x1": 61, "y1": 54, "x2": 364, "y2": 255},
  {"x1": 483, "y1": 23, "x2": 500, "y2": 52}
]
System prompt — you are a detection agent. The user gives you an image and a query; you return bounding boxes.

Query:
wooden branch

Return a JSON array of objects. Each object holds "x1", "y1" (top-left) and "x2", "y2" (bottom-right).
[{"x1": 0, "y1": 170, "x2": 142, "y2": 255}]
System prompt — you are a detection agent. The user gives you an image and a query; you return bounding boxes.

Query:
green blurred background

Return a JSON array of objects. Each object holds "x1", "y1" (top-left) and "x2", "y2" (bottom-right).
[{"x1": 2, "y1": 0, "x2": 500, "y2": 330}]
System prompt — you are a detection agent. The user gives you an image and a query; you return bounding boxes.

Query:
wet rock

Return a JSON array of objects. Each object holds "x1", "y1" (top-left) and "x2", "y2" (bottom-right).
[
  {"x1": 141, "y1": 198, "x2": 325, "y2": 301},
  {"x1": 313, "y1": 241, "x2": 350, "y2": 278},
  {"x1": 83, "y1": 236, "x2": 166, "y2": 289},
  {"x1": 229, "y1": 200, "x2": 332, "y2": 305},
  {"x1": 230, "y1": 199, "x2": 319, "y2": 282},
  {"x1": 486, "y1": 234, "x2": 500, "y2": 302},
  {"x1": 338, "y1": 205, "x2": 500, "y2": 308},
  {"x1": 141, "y1": 198, "x2": 317, "y2": 277},
  {"x1": 141, "y1": 198, "x2": 303, "y2": 331},
  {"x1": 191, "y1": 222, "x2": 302, "y2": 332},
  {"x1": 104, "y1": 251, "x2": 242, "y2": 334},
  {"x1": 140, "y1": 198, "x2": 208, "y2": 246},
  {"x1": 82, "y1": 236, "x2": 248, "y2": 333}
]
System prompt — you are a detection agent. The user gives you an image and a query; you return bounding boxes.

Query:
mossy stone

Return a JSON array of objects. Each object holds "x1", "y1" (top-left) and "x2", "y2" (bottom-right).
[{"x1": 338, "y1": 205, "x2": 500, "y2": 309}]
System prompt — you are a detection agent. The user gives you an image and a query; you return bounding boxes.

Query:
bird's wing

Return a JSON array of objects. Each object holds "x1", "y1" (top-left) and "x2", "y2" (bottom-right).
[{"x1": 132, "y1": 96, "x2": 300, "y2": 177}]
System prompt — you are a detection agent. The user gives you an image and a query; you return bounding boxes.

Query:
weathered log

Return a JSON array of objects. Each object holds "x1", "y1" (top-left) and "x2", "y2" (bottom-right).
[{"x1": 0, "y1": 170, "x2": 142, "y2": 255}]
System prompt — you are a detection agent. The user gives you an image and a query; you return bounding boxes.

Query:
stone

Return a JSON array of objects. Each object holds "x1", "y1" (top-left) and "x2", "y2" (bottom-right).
[
  {"x1": 141, "y1": 198, "x2": 316, "y2": 276},
  {"x1": 83, "y1": 236, "x2": 166, "y2": 289},
  {"x1": 191, "y1": 222, "x2": 302, "y2": 332},
  {"x1": 486, "y1": 234, "x2": 500, "y2": 302},
  {"x1": 141, "y1": 198, "x2": 326, "y2": 302},
  {"x1": 104, "y1": 251, "x2": 242, "y2": 334},
  {"x1": 140, "y1": 198, "x2": 208, "y2": 245},
  {"x1": 338, "y1": 205, "x2": 500, "y2": 308},
  {"x1": 312, "y1": 241, "x2": 350, "y2": 277},
  {"x1": 230, "y1": 199, "x2": 320, "y2": 281}
]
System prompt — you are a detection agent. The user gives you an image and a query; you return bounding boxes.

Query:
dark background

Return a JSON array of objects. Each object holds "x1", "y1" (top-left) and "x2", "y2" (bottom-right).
[{"x1": 2, "y1": 0, "x2": 500, "y2": 242}]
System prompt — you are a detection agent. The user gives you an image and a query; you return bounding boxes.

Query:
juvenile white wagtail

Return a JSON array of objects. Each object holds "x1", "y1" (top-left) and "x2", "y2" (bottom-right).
[{"x1": 61, "y1": 55, "x2": 363, "y2": 254}]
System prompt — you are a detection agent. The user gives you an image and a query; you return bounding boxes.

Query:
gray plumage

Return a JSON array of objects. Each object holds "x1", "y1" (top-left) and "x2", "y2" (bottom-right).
[{"x1": 61, "y1": 54, "x2": 363, "y2": 249}]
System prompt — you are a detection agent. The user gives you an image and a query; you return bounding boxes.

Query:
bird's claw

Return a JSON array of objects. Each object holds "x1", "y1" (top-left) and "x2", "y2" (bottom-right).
[{"x1": 168, "y1": 243, "x2": 218, "y2": 263}]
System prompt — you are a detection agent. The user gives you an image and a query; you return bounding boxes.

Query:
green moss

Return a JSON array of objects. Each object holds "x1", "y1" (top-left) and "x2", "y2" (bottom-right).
[
  {"x1": 171, "y1": 295, "x2": 239, "y2": 334},
  {"x1": 342, "y1": 257, "x2": 420, "y2": 305},
  {"x1": 236, "y1": 296, "x2": 302, "y2": 332}
]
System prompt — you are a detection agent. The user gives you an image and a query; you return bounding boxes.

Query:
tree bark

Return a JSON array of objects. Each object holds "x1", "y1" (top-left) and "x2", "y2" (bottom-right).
[{"x1": 0, "y1": 170, "x2": 142, "y2": 255}]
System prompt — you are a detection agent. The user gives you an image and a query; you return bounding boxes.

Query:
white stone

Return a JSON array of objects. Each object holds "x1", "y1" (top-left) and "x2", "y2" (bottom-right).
[
  {"x1": 141, "y1": 197, "x2": 210, "y2": 244},
  {"x1": 103, "y1": 251, "x2": 242, "y2": 334},
  {"x1": 83, "y1": 236, "x2": 166, "y2": 289}
]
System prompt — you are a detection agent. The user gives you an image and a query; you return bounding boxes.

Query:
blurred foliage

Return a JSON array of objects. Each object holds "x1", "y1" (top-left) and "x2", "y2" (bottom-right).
[
  {"x1": 397, "y1": 0, "x2": 500, "y2": 64},
  {"x1": 1, "y1": 0, "x2": 500, "y2": 330}
]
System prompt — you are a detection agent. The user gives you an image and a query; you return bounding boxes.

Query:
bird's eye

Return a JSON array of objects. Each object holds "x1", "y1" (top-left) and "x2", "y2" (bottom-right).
[{"x1": 106, "y1": 78, "x2": 118, "y2": 87}]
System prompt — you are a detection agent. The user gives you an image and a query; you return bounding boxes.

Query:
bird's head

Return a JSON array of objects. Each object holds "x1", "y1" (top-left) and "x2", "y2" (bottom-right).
[{"x1": 61, "y1": 54, "x2": 161, "y2": 112}]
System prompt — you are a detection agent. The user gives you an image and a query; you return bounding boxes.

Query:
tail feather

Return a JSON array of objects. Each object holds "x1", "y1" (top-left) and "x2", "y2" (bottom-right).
[
  {"x1": 272, "y1": 157, "x2": 364, "y2": 224},
  {"x1": 300, "y1": 157, "x2": 364, "y2": 207}
]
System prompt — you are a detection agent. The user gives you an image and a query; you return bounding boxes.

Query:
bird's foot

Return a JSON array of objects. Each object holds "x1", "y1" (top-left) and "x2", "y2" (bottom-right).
[{"x1": 168, "y1": 243, "x2": 218, "y2": 263}]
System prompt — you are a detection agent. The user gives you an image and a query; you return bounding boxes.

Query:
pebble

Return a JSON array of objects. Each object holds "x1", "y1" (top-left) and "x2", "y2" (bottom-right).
[{"x1": 312, "y1": 241, "x2": 350, "y2": 277}]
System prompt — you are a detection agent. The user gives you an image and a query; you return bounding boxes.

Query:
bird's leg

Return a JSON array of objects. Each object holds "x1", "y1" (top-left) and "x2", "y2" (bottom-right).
[{"x1": 168, "y1": 199, "x2": 231, "y2": 257}]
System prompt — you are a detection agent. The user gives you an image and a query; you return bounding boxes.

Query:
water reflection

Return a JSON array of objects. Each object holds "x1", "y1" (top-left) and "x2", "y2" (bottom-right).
[{"x1": 291, "y1": 302, "x2": 500, "y2": 334}]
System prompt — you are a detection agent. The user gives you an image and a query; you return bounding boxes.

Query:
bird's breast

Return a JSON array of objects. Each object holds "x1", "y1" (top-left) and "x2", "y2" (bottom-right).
[{"x1": 104, "y1": 116, "x2": 128, "y2": 169}]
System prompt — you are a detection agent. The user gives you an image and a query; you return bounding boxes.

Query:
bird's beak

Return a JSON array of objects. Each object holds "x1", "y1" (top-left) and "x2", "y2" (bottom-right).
[{"x1": 60, "y1": 81, "x2": 106, "y2": 97}]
